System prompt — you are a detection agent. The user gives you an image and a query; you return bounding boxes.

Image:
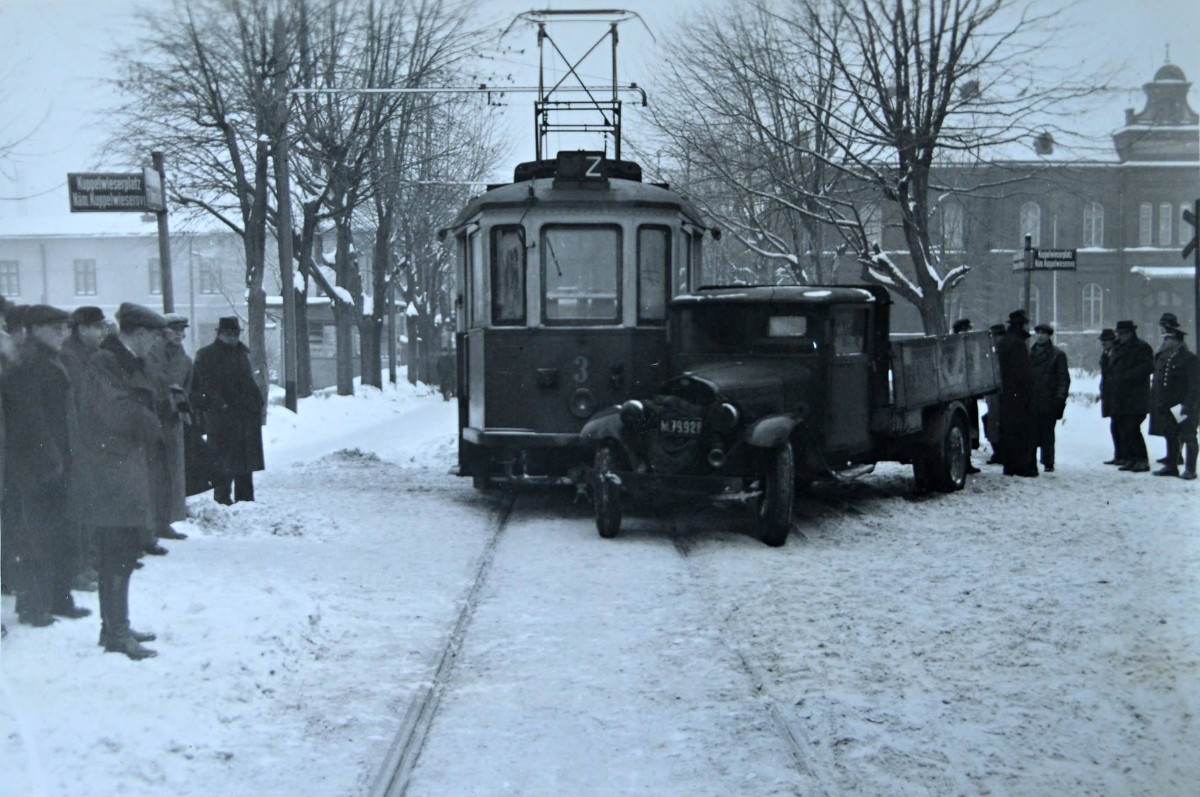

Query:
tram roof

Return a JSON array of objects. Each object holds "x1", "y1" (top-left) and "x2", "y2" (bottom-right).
[
  {"x1": 671, "y1": 285, "x2": 889, "y2": 307},
  {"x1": 443, "y1": 177, "x2": 708, "y2": 234}
]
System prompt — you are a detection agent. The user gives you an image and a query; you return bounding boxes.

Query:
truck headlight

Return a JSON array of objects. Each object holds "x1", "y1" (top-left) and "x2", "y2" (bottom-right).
[
  {"x1": 619, "y1": 399, "x2": 645, "y2": 427},
  {"x1": 570, "y1": 388, "x2": 596, "y2": 419},
  {"x1": 711, "y1": 402, "x2": 739, "y2": 433}
]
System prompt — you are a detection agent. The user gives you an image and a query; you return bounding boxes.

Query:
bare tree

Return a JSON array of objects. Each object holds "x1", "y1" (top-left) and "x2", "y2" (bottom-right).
[{"x1": 651, "y1": 0, "x2": 1105, "y2": 334}]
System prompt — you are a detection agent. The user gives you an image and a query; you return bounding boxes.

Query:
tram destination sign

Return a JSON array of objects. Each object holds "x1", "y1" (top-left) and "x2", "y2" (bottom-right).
[{"x1": 68, "y1": 169, "x2": 165, "y2": 212}]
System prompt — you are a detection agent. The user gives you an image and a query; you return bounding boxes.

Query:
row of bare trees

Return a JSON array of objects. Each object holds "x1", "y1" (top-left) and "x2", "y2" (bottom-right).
[
  {"x1": 109, "y1": 0, "x2": 500, "y2": 398},
  {"x1": 646, "y1": 0, "x2": 1104, "y2": 334}
]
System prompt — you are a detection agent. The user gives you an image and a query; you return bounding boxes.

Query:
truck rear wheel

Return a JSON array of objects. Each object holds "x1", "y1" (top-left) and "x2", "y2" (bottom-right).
[
  {"x1": 593, "y1": 447, "x2": 623, "y2": 539},
  {"x1": 757, "y1": 444, "x2": 795, "y2": 547},
  {"x1": 930, "y1": 413, "x2": 969, "y2": 492}
]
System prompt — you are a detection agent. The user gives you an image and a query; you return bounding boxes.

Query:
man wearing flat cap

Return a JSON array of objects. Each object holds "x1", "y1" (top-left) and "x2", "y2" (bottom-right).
[
  {"x1": 1029, "y1": 323, "x2": 1070, "y2": 472},
  {"x1": 145, "y1": 313, "x2": 193, "y2": 539},
  {"x1": 1149, "y1": 324, "x2": 1199, "y2": 479},
  {"x1": 191, "y1": 316, "x2": 264, "y2": 505},
  {"x1": 1098, "y1": 329, "x2": 1121, "y2": 465},
  {"x1": 1109, "y1": 320, "x2": 1154, "y2": 473},
  {"x1": 994, "y1": 309, "x2": 1038, "y2": 476},
  {"x1": 60, "y1": 306, "x2": 108, "y2": 588},
  {"x1": 2, "y1": 304, "x2": 90, "y2": 626},
  {"x1": 77, "y1": 302, "x2": 169, "y2": 659}
]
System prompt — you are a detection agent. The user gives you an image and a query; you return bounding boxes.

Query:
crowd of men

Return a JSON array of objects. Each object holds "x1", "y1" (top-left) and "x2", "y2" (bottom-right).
[
  {"x1": 967, "y1": 309, "x2": 1199, "y2": 480},
  {"x1": 0, "y1": 299, "x2": 265, "y2": 658}
]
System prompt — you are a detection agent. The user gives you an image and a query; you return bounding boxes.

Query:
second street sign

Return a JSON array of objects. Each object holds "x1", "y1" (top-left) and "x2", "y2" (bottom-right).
[{"x1": 68, "y1": 172, "x2": 159, "y2": 212}]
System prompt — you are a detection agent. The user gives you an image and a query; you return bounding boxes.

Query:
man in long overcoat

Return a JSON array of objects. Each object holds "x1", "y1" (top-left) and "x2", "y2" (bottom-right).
[
  {"x1": 2, "y1": 305, "x2": 90, "y2": 626},
  {"x1": 191, "y1": 316, "x2": 264, "y2": 504},
  {"x1": 995, "y1": 309, "x2": 1038, "y2": 477},
  {"x1": 145, "y1": 314, "x2": 193, "y2": 538},
  {"x1": 1098, "y1": 329, "x2": 1120, "y2": 464},
  {"x1": 78, "y1": 303, "x2": 168, "y2": 659},
  {"x1": 1109, "y1": 320, "x2": 1154, "y2": 473},
  {"x1": 983, "y1": 323, "x2": 1006, "y2": 464},
  {"x1": 1149, "y1": 325, "x2": 1199, "y2": 479},
  {"x1": 1029, "y1": 323, "x2": 1071, "y2": 472},
  {"x1": 59, "y1": 306, "x2": 107, "y2": 587}
]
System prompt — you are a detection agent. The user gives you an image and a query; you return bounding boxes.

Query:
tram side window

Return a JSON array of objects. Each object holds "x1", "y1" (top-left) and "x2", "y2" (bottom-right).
[
  {"x1": 490, "y1": 226, "x2": 525, "y2": 325},
  {"x1": 542, "y1": 225, "x2": 621, "y2": 324},
  {"x1": 469, "y1": 229, "x2": 485, "y2": 328},
  {"x1": 638, "y1": 225, "x2": 670, "y2": 324}
]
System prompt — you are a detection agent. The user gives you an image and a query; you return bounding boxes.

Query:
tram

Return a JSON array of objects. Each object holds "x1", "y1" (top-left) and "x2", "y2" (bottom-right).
[{"x1": 442, "y1": 150, "x2": 714, "y2": 487}]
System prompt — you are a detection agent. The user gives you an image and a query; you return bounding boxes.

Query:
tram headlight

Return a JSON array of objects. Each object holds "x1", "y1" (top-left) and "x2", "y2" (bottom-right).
[
  {"x1": 711, "y1": 402, "x2": 739, "y2": 433},
  {"x1": 570, "y1": 388, "x2": 597, "y2": 419},
  {"x1": 619, "y1": 399, "x2": 645, "y2": 427}
]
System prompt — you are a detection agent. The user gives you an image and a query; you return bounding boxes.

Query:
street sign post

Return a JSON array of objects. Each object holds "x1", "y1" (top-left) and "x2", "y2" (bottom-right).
[{"x1": 1012, "y1": 238, "x2": 1076, "y2": 318}]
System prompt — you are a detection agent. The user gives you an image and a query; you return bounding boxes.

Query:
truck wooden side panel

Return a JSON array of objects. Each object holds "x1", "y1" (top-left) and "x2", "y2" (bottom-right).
[{"x1": 889, "y1": 331, "x2": 999, "y2": 412}]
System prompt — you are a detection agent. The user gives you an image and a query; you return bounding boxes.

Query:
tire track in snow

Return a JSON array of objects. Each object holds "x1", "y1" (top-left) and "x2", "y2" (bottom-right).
[
  {"x1": 368, "y1": 489, "x2": 517, "y2": 797},
  {"x1": 668, "y1": 519, "x2": 841, "y2": 797}
]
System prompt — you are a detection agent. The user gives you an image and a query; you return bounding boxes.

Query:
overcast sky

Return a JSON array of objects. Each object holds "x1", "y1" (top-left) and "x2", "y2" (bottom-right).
[{"x1": 0, "y1": 0, "x2": 1197, "y2": 220}]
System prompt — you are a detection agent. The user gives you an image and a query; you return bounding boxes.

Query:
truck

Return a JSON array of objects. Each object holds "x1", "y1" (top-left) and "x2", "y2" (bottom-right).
[{"x1": 580, "y1": 284, "x2": 1000, "y2": 546}]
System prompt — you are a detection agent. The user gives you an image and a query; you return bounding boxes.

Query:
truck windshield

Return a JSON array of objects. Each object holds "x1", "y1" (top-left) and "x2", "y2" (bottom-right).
[{"x1": 677, "y1": 306, "x2": 819, "y2": 354}]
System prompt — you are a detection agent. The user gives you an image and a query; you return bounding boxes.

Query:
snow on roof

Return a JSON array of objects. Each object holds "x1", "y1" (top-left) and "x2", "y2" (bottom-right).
[
  {"x1": 0, "y1": 211, "x2": 228, "y2": 238},
  {"x1": 1130, "y1": 266, "x2": 1195, "y2": 279}
]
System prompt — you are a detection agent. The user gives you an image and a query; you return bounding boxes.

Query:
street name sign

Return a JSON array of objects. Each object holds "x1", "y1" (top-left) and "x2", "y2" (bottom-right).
[
  {"x1": 1011, "y1": 247, "x2": 1077, "y2": 272},
  {"x1": 68, "y1": 172, "x2": 158, "y2": 212}
]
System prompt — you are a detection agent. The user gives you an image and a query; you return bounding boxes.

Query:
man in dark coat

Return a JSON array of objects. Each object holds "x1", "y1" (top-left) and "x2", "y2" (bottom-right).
[
  {"x1": 59, "y1": 306, "x2": 108, "y2": 589},
  {"x1": 1098, "y1": 329, "x2": 1120, "y2": 464},
  {"x1": 1149, "y1": 325, "x2": 1199, "y2": 479},
  {"x1": 1, "y1": 303, "x2": 29, "y2": 598},
  {"x1": 1154, "y1": 312, "x2": 1183, "y2": 467},
  {"x1": 1029, "y1": 323, "x2": 1071, "y2": 472},
  {"x1": 1109, "y1": 320, "x2": 1154, "y2": 473},
  {"x1": 191, "y1": 316, "x2": 264, "y2": 504},
  {"x1": 2, "y1": 305, "x2": 90, "y2": 626},
  {"x1": 78, "y1": 303, "x2": 168, "y2": 659},
  {"x1": 983, "y1": 323, "x2": 1006, "y2": 464},
  {"x1": 995, "y1": 309, "x2": 1038, "y2": 477},
  {"x1": 145, "y1": 314, "x2": 193, "y2": 539}
]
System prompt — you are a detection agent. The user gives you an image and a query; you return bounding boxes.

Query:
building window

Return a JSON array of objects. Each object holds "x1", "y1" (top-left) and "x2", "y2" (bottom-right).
[
  {"x1": 1082, "y1": 201, "x2": 1104, "y2": 248},
  {"x1": 73, "y1": 259, "x2": 97, "y2": 296},
  {"x1": 1138, "y1": 202, "x2": 1153, "y2": 246},
  {"x1": 198, "y1": 259, "x2": 222, "y2": 295},
  {"x1": 307, "y1": 321, "x2": 325, "y2": 345},
  {"x1": 1159, "y1": 202, "x2": 1173, "y2": 245},
  {"x1": 862, "y1": 203, "x2": 882, "y2": 251},
  {"x1": 0, "y1": 261, "x2": 19, "y2": 296},
  {"x1": 1082, "y1": 283, "x2": 1103, "y2": 327},
  {"x1": 939, "y1": 200, "x2": 964, "y2": 250},
  {"x1": 148, "y1": 258, "x2": 162, "y2": 295},
  {"x1": 1019, "y1": 201, "x2": 1040, "y2": 247}
]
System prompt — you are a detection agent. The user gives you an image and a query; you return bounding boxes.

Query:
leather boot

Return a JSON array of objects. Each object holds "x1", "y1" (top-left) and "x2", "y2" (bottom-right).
[
  {"x1": 103, "y1": 571, "x2": 157, "y2": 660},
  {"x1": 1182, "y1": 441, "x2": 1198, "y2": 480}
]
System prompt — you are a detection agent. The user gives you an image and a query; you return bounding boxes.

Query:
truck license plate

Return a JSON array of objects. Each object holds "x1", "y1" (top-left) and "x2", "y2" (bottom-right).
[{"x1": 660, "y1": 418, "x2": 702, "y2": 436}]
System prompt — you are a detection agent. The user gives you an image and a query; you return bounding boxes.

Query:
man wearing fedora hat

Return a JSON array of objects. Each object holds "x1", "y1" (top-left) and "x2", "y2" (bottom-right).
[
  {"x1": 191, "y1": 316, "x2": 264, "y2": 504},
  {"x1": 146, "y1": 314, "x2": 193, "y2": 539},
  {"x1": 1098, "y1": 329, "x2": 1121, "y2": 465},
  {"x1": 1030, "y1": 323, "x2": 1070, "y2": 472},
  {"x1": 1109, "y1": 320, "x2": 1154, "y2": 473},
  {"x1": 2, "y1": 304, "x2": 90, "y2": 626},
  {"x1": 995, "y1": 309, "x2": 1038, "y2": 476},
  {"x1": 1149, "y1": 323, "x2": 1199, "y2": 479}
]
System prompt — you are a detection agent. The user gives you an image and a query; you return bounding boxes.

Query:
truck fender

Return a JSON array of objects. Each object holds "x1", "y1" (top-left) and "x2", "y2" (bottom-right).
[
  {"x1": 921, "y1": 402, "x2": 967, "y2": 446},
  {"x1": 744, "y1": 415, "x2": 798, "y2": 448},
  {"x1": 580, "y1": 406, "x2": 624, "y2": 444}
]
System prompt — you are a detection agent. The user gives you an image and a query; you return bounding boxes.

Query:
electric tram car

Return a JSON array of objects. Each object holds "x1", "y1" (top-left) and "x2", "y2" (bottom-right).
[{"x1": 441, "y1": 150, "x2": 715, "y2": 487}]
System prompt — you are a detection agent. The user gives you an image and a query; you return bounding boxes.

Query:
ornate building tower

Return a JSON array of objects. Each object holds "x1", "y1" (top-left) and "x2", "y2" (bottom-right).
[{"x1": 1113, "y1": 62, "x2": 1200, "y2": 162}]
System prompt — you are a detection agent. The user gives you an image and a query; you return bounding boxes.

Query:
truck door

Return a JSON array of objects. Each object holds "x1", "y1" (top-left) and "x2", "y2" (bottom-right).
[{"x1": 826, "y1": 306, "x2": 872, "y2": 453}]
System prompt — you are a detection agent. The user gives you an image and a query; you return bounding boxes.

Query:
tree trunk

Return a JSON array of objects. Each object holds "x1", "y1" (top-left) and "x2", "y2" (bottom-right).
[
  {"x1": 294, "y1": 285, "x2": 312, "y2": 396},
  {"x1": 359, "y1": 314, "x2": 383, "y2": 387},
  {"x1": 334, "y1": 220, "x2": 356, "y2": 396},
  {"x1": 405, "y1": 313, "x2": 418, "y2": 385}
]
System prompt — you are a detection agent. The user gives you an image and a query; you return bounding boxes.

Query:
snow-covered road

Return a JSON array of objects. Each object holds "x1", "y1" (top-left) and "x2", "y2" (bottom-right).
[{"x1": 2, "y1": 378, "x2": 1198, "y2": 796}]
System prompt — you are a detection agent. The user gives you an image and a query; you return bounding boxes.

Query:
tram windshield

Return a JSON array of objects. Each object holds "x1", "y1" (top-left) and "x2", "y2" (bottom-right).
[
  {"x1": 542, "y1": 225, "x2": 621, "y2": 323},
  {"x1": 677, "y1": 306, "x2": 820, "y2": 354}
]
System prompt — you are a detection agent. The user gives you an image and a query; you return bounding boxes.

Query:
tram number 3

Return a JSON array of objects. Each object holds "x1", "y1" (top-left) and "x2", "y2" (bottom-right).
[{"x1": 572, "y1": 355, "x2": 590, "y2": 384}]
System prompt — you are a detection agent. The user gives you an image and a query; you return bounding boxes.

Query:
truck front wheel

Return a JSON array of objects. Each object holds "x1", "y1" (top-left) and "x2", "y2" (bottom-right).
[{"x1": 757, "y1": 443, "x2": 795, "y2": 547}]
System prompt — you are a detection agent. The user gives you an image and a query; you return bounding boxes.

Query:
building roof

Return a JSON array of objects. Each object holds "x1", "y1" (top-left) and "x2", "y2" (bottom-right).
[{"x1": 0, "y1": 211, "x2": 228, "y2": 239}]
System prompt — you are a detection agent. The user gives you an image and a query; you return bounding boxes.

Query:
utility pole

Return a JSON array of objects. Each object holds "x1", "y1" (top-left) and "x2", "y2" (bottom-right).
[
  {"x1": 152, "y1": 151, "x2": 175, "y2": 313},
  {"x1": 272, "y1": 13, "x2": 298, "y2": 413}
]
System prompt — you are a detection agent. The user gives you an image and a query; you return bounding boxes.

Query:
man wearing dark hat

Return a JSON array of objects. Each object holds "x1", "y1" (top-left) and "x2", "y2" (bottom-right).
[
  {"x1": 145, "y1": 313, "x2": 193, "y2": 538},
  {"x1": 1152, "y1": 313, "x2": 1184, "y2": 468},
  {"x1": 1098, "y1": 329, "x2": 1121, "y2": 465},
  {"x1": 1029, "y1": 323, "x2": 1070, "y2": 472},
  {"x1": 60, "y1": 306, "x2": 108, "y2": 589},
  {"x1": 2, "y1": 304, "x2": 90, "y2": 626},
  {"x1": 77, "y1": 302, "x2": 168, "y2": 659},
  {"x1": 1149, "y1": 324, "x2": 1199, "y2": 479},
  {"x1": 1109, "y1": 320, "x2": 1154, "y2": 473},
  {"x1": 952, "y1": 318, "x2": 973, "y2": 334},
  {"x1": 191, "y1": 316, "x2": 264, "y2": 504},
  {"x1": 982, "y1": 322, "x2": 1007, "y2": 462},
  {"x1": 994, "y1": 309, "x2": 1038, "y2": 476}
]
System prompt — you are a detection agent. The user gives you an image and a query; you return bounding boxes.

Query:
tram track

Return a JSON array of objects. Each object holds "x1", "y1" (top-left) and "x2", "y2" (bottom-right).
[{"x1": 368, "y1": 489, "x2": 517, "y2": 797}]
